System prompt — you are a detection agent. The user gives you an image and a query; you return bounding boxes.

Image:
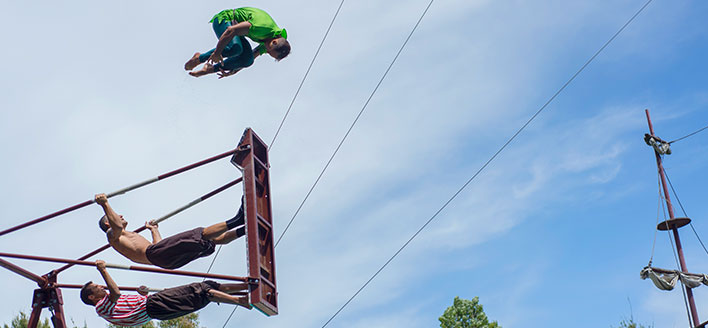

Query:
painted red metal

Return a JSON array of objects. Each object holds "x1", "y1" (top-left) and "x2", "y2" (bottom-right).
[
  {"x1": 657, "y1": 217, "x2": 692, "y2": 231},
  {"x1": 0, "y1": 258, "x2": 47, "y2": 287},
  {"x1": 27, "y1": 274, "x2": 66, "y2": 328},
  {"x1": 0, "y1": 252, "x2": 247, "y2": 282},
  {"x1": 232, "y1": 128, "x2": 278, "y2": 316},
  {"x1": 0, "y1": 149, "x2": 238, "y2": 238},
  {"x1": 156, "y1": 149, "x2": 237, "y2": 180},
  {"x1": 57, "y1": 283, "x2": 152, "y2": 292},
  {"x1": 0, "y1": 200, "x2": 95, "y2": 238},
  {"x1": 28, "y1": 287, "x2": 66, "y2": 328},
  {"x1": 53, "y1": 177, "x2": 243, "y2": 275},
  {"x1": 646, "y1": 109, "x2": 700, "y2": 326},
  {"x1": 52, "y1": 245, "x2": 112, "y2": 275},
  {"x1": 1, "y1": 147, "x2": 252, "y2": 327},
  {"x1": 55, "y1": 284, "x2": 247, "y2": 296}
]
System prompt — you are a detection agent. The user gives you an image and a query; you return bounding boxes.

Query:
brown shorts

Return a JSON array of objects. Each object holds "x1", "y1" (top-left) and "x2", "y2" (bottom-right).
[
  {"x1": 145, "y1": 227, "x2": 215, "y2": 269},
  {"x1": 146, "y1": 280, "x2": 220, "y2": 320}
]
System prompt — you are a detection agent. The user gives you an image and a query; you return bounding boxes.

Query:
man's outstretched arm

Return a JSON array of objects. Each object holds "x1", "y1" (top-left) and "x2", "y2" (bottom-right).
[
  {"x1": 145, "y1": 221, "x2": 162, "y2": 243},
  {"x1": 95, "y1": 194, "x2": 123, "y2": 237},
  {"x1": 208, "y1": 21, "x2": 253, "y2": 64},
  {"x1": 96, "y1": 260, "x2": 121, "y2": 303}
]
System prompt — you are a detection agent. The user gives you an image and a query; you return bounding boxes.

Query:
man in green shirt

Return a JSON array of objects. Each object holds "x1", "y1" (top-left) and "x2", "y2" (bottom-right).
[{"x1": 186, "y1": 7, "x2": 290, "y2": 79}]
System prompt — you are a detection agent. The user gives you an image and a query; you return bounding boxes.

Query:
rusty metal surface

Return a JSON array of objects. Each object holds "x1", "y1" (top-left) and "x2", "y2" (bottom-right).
[
  {"x1": 0, "y1": 252, "x2": 247, "y2": 282},
  {"x1": 0, "y1": 149, "x2": 238, "y2": 238},
  {"x1": 0, "y1": 257, "x2": 46, "y2": 286},
  {"x1": 657, "y1": 217, "x2": 692, "y2": 231},
  {"x1": 29, "y1": 286, "x2": 66, "y2": 328},
  {"x1": 232, "y1": 128, "x2": 278, "y2": 316},
  {"x1": 53, "y1": 177, "x2": 242, "y2": 275}
]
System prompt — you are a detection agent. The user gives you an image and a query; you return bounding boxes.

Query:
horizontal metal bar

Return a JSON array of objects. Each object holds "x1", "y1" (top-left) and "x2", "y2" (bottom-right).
[
  {"x1": 55, "y1": 283, "x2": 247, "y2": 296},
  {"x1": 106, "y1": 178, "x2": 159, "y2": 198},
  {"x1": 53, "y1": 177, "x2": 242, "y2": 275},
  {"x1": 56, "y1": 283, "x2": 164, "y2": 293},
  {"x1": 0, "y1": 252, "x2": 246, "y2": 282},
  {"x1": 0, "y1": 258, "x2": 46, "y2": 286},
  {"x1": 157, "y1": 149, "x2": 237, "y2": 180},
  {"x1": 153, "y1": 178, "x2": 243, "y2": 224},
  {"x1": 0, "y1": 200, "x2": 95, "y2": 237},
  {"x1": 0, "y1": 149, "x2": 237, "y2": 238}
]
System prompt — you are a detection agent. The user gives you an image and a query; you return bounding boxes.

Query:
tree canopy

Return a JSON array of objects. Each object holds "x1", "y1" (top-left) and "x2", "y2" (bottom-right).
[
  {"x1": 4, "y1": 311, "x2": 201, "y2": 328},
  {"x1": 439, "y1": 296, "x2": 500, "y2": 328},
  {"x1": 2, "y1": 312, "x2": 86, "y2": 328},
  {"x1": 107, "y1": 313, "x2": 202, "y2": 328}
]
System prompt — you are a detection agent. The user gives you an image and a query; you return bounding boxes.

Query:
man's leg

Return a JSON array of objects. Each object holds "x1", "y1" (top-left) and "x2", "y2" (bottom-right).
[
  {"x1": 208, "y1": 289, "x2": 251, "y2": 309},
  {"x1": 201, "y1": 204, "x2": 245, "y2": 240},
  {"x1": 211, "y1": 226, "x2": 245, "y2": 245},
  {"x1": 202, "y1": 221, "x2": 229, "y2": 239},
  {"x1": 186, "y1": 19, "x2": 242, "y2": 71},
  {"x1": 189, "y1": 35, "x2": 254, "y2": 77}
]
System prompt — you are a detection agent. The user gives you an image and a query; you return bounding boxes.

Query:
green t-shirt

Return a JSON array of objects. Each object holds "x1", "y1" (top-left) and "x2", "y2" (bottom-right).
[{"x1": 210, "y1": 7, "x2": 288, "y2": 54}]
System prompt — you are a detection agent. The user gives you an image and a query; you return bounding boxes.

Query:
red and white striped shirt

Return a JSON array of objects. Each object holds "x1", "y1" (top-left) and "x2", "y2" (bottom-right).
[{"x1": 95, "y1": 294, "x2": 152, "y2": 327}]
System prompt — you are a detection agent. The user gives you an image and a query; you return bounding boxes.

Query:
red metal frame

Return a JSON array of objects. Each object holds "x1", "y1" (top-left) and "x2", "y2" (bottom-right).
[
  {"x1": 0, "y1": 260, "x2": 66, "y2": 328},
  {"x1": 28, "y1": 274, "x2": 67, "y2": 328},
  {"x1": 0, "y1": 130, "x2": 277, "y2": 326},
  {"x1": 55, "y1": 284, "x2": 247, "y2": 296},
  {"x1": 0, "y1": 258, "x2": 47, "y2": 287},
  {"x1": 0, "y1": 252, "x2": 248, "y2": 282},
  {"x1": 232, "y1": 128, "x2": 278, "y2": 316},
  {"x1": 53, "y1": 177, "x2": 242, "y2": 275},
  {"x1": 0, "y1": 149, "x2": 238, "y2": 237}
]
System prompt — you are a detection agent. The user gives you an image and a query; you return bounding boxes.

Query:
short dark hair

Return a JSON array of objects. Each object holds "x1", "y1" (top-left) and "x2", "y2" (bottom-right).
[
  {"x1": 98, "y1": 215, "x2": 109, "y2": 232},
  {"x1": 80, "y1": 281, "x2": 97, "y2": 305},
  {"x1": 274, "y1": 38, "x2": 291, "y2": 60}
]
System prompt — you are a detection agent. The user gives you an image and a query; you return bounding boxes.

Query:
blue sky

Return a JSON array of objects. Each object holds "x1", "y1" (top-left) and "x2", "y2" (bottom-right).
[{"x1": 1, "y1": 0, "x2": 708, "y2": 327}]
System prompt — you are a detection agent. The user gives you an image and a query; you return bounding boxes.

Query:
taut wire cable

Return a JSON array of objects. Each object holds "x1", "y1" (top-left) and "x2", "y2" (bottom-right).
[{"x1": 320, "y1": 1, "x2": 654, "y2": 326}]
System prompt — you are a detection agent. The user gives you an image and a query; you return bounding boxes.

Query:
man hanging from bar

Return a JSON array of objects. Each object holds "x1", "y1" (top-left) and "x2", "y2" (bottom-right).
[
  {"x1": 95, "y1": 193, "x2": 244, "y2": 269},
  {"x1": 81, "y1": 260, "x2": 251, "y2": 326},
  {"x1": 185, "y1": 7, "x2": 290, "y2": 79}
]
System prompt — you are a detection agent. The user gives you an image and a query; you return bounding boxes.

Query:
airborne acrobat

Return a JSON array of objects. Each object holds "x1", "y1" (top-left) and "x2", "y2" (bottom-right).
[{"x1": 185, "y1": 7, "x2": 291, "y2": 79}]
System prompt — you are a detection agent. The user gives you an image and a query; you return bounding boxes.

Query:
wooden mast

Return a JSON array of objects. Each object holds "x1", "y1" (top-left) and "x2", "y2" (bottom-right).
[{"x1": 645, "y1": 109, "x2": 700, "y2": 327}]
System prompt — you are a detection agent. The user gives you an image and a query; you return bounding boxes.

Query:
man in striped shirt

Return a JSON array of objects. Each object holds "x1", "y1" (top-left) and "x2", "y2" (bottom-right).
[{"x1": 81, "y1": 260, "x2": 251, "y2": 326}]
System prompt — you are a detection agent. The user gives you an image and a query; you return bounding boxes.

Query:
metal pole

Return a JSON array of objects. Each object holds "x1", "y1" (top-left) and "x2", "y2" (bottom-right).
[
  {"x1": 0, "y1": 258, "x2": 47, "y2": 286},
  {"x1": 56, "y1": 284, "x2": 164, "y2": 293},
  {"x1": 0, "y1": 149, "x2": 237, "y2": 237},
  {"x1": 52, "y1": 177, "x2": 242, "y2": 274},
  {"x1": 153, "y1": 177, "x2": 243, "y2": 225},
  {"x1": 645, "y1": 109, "x2": 700, "y2": 326},
  {"x1": 0, "y1": 252, "x2": 247, "y2": 282},
  {"x1": 27, "y1": 297, "x2": 43, "y2": 328},
  {"x1": 54, "y1": 284, "x2": 248, "y2": 296}
]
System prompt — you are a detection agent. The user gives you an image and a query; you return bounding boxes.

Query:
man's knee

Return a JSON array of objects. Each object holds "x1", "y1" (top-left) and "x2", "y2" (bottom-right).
[{"x1": 223, "y1": 43, "x2": 244, "y2": 57}]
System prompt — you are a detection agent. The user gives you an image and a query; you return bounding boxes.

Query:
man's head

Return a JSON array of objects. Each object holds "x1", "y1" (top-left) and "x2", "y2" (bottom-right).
[
  {"x1": 98, "y1": 215, "x2": 127, "y2": 232},
  {"x1": 80, "y1": 282, "x2": 107, "y2": 306},
  {"x1": 265, "y1": 37, "x2": 291, "y2": 61}
]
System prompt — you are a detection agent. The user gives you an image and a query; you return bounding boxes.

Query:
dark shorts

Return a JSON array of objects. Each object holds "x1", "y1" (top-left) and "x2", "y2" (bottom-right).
[
  {"x1": 146, "y1": 281, "x2": 220, "y2": 320},
  {"x1": 145, "y1": 227, "x2": 215, "y2": 269}
]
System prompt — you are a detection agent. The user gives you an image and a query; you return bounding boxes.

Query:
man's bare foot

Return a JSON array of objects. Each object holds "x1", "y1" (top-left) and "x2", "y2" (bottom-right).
[
  {"x1": 188, "y1": 64, "x2": 213, "y2": 78},
  {"x1": 184, "y1": 52, "x2": 201, "y2": 71}
]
